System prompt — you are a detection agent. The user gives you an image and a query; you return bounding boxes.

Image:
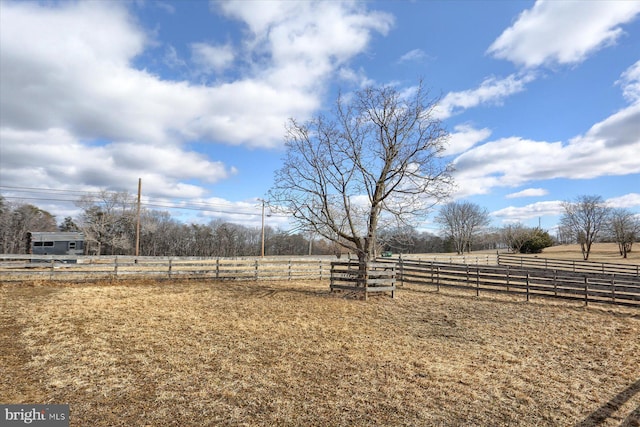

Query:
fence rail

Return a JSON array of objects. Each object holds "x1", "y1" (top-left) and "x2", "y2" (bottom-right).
[
  {"x1": 3, "y1": 253, "x2": 638, "y2": 308},
  {"x1": 330, "y1": 261, "x2": 396, "y2": 300},
  {"x1": 0, "y1": 255, "x2": 333, "y2": 283},
  {"x1": 497, "y1": 254, "x2": 640, "y2": 276},
  {"x1": 392, "y1": 254, "x2": 497, "y2": 265},
  {"x1": 384, "y1": 258, "x2": 640, "y2": 308}
]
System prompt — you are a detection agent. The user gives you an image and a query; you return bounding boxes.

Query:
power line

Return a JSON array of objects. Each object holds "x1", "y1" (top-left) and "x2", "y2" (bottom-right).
[{"x1": 1, "y1": 186, "x2": 290, "y2": 218}]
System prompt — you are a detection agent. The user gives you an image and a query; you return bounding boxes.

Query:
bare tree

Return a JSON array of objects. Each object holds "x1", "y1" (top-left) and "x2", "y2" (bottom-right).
[
  {"x1": 608, "y1": 208, "x2": 639, "y2": 258},
  {"x1": 0, "y1": 197, "x2": 57, "y2": 254},
  {"x1": 76, "y1": 190, "x2": 136, "y2": 255},
  {"x1": 560, "y1": 195, "x2": 611, "y2": 260},
  {"x1": 435, "y1": 201, "x2": 490, "y2": 254},
  {"x1": 501, "y1": 223, "x2": 533, "y2": 253},
  {"x1": 555, "y1": 223, "x2": 574, "y2": 245},
  {"x1": 269, "y1": 82, "x2": 452, "y2": 284},
  {"x1": 379, "y1": 225, "x2": 418, "y2": 254}
]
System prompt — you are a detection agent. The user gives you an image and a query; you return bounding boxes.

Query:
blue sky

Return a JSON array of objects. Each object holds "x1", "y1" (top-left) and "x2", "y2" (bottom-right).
[{"x1": 1, "y1": 0, "x2": 639, "y2": 234}]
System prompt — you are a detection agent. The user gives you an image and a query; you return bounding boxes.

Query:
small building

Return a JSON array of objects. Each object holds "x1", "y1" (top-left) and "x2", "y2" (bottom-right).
[{"x1": 27, "y1": 232, "x2": 85, "y2": 256}]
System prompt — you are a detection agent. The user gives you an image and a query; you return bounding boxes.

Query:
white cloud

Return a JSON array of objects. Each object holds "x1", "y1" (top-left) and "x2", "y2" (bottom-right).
[
  {"x1": 488, "y1": 0, "x2": 640, "y2": 68},
  {"x1": 156, "y1": 2, "x2": 176, "y2": 14},
  {"x1": 398, "y1": 49, "x2": 427, "y2": 63},
  {"x1": 216, "y1": 0, "x2": 393, "y2": 91},
  {"x1": 0, "y1": 1, "x2": 392, "y2": 150},
  {"x1": 617, "y1": 60, "x2": 640, "y2": 103},
  {"x1": 153, "y1": 196, "x2": 291, "y2": 229},
  {"x1": 435, "y1": 72, "x2": 536, "y2": 119},
  {"x1": 0, "y1": 127, "x2": 235, "y2": 199},
  {"x1": 492, "y1": 193, "x2": 640, "y2": 224},
  {"x1": 606, "y1": 193, "x2": 640, "y2": 209},
  {"x1": 0, "y1": 0, "x2": 393, "y2": 215},
  {"x1": 452, "y1": 102, "x2": 640, "y2": 197},
  {"x1": 506, "y1": 188, "x2": 549, "y2": 199},
  {"x1": 492, "y1": 201, "x2": 564, "y2": 222},
  {"x1": 336, "y1": 66, "x2": 375, "y2": 87},
  {"x1": 436, "y1": 1, "x2": 639, "y2": 126},
  {"x1": 164, "y1": 45, "x2": 187, "y2": 69},
  {"x1": 190, "y1": 42, "x2": 235, "y2": 74},
  {"x1": 571, "y1": 102, "x2": 640, "y2": 152},
  {"x1": 445, "y1": 125, "x2": 491, "y2": 156}
]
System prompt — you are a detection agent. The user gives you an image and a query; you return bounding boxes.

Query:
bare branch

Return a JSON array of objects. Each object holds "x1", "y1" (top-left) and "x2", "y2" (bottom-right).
[{"x1": 270, "y1": 81, "x2": 453, "y2": 265}]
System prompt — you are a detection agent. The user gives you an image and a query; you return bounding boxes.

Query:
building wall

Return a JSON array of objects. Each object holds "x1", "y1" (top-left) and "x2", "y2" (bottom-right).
[{"x1": 28, "y1": 232, "x2": 85, "y2": 256}]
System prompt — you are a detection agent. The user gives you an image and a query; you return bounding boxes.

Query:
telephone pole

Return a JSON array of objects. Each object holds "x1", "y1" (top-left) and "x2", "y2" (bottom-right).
[
  {"x1": 135, "y1": 178, "x2": 141, "y2": 257},
  {"x1": 260, "y1": 199, "x2": 265, "y2": 257}
]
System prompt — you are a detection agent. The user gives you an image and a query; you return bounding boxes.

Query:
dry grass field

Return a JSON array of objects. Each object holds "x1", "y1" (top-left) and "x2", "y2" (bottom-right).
[
  {"x1": 523, "y1": 242, "x2": 640, "y2": 265},
  {"x1": 1, "y1": 275, "x2": 639, "y2": 426}
]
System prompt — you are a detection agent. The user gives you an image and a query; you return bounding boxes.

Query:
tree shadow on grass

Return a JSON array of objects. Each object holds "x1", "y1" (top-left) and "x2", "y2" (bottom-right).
[{"x1": 575, "y1": 378, "x2": 640, "y2": 427}]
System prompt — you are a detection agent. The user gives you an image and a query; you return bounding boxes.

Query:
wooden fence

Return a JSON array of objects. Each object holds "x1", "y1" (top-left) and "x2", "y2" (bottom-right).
[
  {"x1": 394, "y1": 253, "x2": 497, "y2": 265},
  {"x1": 381, "y1": 258, "x2": 640, "y2": 308},
  {"x1": 329, "y1": 261, "x2": 396, "y2": 300},
  {"x1": 0, "y1": 255, "x2": 332, "y2": 283},
  {"x1": 3, "y1": 253, "x2": 638, "y2": 308},
  {"x1": 497, "y1": 254, "x2": 640, "y2": 276}
]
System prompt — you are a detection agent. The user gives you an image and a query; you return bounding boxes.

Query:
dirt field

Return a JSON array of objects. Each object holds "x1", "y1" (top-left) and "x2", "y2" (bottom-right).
[{"x1": 1, "y1": 277, "x2": 639, "y2": 426}]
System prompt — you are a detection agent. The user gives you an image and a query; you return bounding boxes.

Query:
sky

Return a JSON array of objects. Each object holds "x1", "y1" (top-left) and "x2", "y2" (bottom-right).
[{"x1": 1, "y1": 0, "x2": 639, "y2": 235}]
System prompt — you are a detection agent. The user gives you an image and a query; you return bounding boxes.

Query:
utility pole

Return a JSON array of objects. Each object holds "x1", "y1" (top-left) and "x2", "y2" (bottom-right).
[
  {"x1": 261, "y1": 199, "x2": 265, "y2": 257},
  {"x1": 135, "y1": 178, "x2": 141, "y2": 257}
]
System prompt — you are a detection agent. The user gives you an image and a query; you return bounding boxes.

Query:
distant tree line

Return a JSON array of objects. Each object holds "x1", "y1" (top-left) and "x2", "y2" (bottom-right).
[
  {"x1": 0, "y1": 196, "x2": 57, "y2": 253},
  {"x1": 0, "y1": 193, "x2": 339, "y2": 257},
  {"x1": 0, "y1": 193, "x2": 637, "y2": 258}
]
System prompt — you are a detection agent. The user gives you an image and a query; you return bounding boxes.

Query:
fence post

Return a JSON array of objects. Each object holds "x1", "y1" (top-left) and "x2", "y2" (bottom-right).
[
  {"x1": 50, "y1": 259, "x2": 55, "y2": 281},
  {"x1": 553, "y1": 270, "x2": 557, "y2": 296},
  {"x1": 330, "y1": 261, "x2": 334, "y2": 291},
  {"x1": 584, "y1": 277, "x2": 589, "y2": 306},
  {"x1": 168, "y1": 259, "x2": 172, "y2": 279},
  {"x1": 506, "y1": 265, "x2": 510, "y2": 291},
  {"x1": 216, "y1": 258, "x2": 220, "y2": 279},
  {"x1": 255, "y1": 259, "x2": 259, "y2": 280},
  {"x1": 436, "y1": 266, "x2": 440, "y2": 291},
  {"x1": 391, "y1": 264, "x2": 396, "y2": 298},
  {"x1": 399, "y1": 255, "x2": 404, "y2": 286},
  {"x1": 526, "y1": 273, "x2": 530, "y2": 302},
  {"x1": 114, "y1": 256, "x2": 118, "y2": 279},
  {"x1": 288, "y1": 260, "x2": 292, "y2": 281},
  {"x1": 430, "y1": 261, "x2": 434, "y2": 287},
  {"x1": 611, "y1": 274, "x2": 616, "y2": 303},
  {"x1": 476, "y1": 267, "x2": 480, "y2": 297}
]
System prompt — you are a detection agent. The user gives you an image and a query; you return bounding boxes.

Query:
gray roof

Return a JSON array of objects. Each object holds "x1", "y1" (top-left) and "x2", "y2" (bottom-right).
[{"x1": 29, "y1": 231, "x2": 85, "y2": 241}]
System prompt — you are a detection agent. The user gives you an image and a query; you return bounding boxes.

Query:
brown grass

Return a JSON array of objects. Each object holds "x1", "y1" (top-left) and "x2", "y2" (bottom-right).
[
  {"x1": 539, "y1": 242, "x2": 640, "y2": 264},
  {"x1": 1, "y1": 278, "x2": 639, "y2": 426}
]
